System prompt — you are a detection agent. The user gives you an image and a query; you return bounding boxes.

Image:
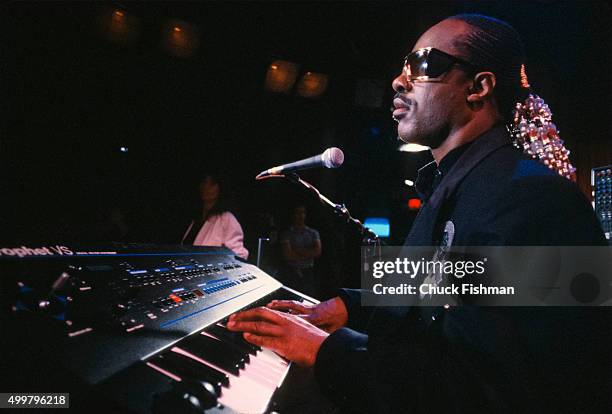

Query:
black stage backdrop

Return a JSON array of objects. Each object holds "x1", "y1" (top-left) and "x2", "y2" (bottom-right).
[{"x1": 2, "y1": 1, "x2": 611, "y2": 292}]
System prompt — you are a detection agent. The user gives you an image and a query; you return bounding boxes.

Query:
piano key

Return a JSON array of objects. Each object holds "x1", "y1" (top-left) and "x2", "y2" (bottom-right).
[
  {"x1": 206, "y1": 323, "x2": 288, "y2": 376},
  {"x1": 207, "y1": 323, "x2": 260, "y2": 355},
  {"x1": 148, "y1": 353, "x2": 225, "y2": 395},
  {"x1": 198, "y1": 329, "x2": 286, "y2": 385},
  {"x1": 218, "y1": 349, "x2": 290, "y2": 413},
  {"x1": 171, "y1": 338, "x2": 289, "y2": 414},
  {"x1": 200, "y1": 331, "x2": 250, "y2": 364},
  {"x1": 167, "y1": 351, "x2": 229, "y2": 389},
  {"x1": 190, "y1": 332, "x2": 248, "y2": 369},
  {"x1": 177, "y1": 336, "x2": 242, "y2": 375}
]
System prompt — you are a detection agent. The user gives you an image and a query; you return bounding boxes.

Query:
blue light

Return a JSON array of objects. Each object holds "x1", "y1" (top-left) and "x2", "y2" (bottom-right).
[
  {"x1": 154, "y1": 267, "x2": 170, "y2": 272},
  {"x1": 364, "y1": 217, "x2": 390, "y2": 238}
]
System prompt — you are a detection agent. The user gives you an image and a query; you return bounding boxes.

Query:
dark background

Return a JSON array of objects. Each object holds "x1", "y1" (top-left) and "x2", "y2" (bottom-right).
[{"x1": 2, "y1": 1, "x2": 611, "y2": 292}]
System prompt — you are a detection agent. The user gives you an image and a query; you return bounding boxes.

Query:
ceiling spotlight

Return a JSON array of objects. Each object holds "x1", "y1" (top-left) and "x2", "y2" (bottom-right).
[
  {"x1": 162, "y1": 19, "x2": 200, "y2": 58},
  {"x1": 296, "y1": 71, "x2": 328, "y2": 98},
  {"x1": 264, "y1": 60, "x2": 300, "y2": 94},
  {"x1": 99, "y1": 7, "x2": 140, "y2": 45}
]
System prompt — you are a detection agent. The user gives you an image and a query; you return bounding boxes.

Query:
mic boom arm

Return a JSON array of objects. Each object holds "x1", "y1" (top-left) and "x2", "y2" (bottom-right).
[{"x1": 259, "y1": 172, "x2": 379, "y2": 246}]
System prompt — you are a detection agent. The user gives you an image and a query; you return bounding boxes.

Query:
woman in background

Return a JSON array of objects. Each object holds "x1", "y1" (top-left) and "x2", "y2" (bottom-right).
[{"x1": 181, "y1": 173, "x2": 248, "y2": 259}]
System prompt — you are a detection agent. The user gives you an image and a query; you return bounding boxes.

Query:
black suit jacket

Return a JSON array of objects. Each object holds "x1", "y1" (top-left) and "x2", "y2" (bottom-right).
[{"x1": 313, "y1": 126, "x2": 610, "y2": 413}]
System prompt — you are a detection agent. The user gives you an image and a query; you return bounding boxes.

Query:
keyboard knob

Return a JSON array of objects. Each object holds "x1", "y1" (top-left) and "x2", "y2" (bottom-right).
[
  {"x1": 152, "y1": 380, "x2": 217, "y2": 414},
  {"x1": 177, "y1": 380, "x2": 218, "y2": 409}
]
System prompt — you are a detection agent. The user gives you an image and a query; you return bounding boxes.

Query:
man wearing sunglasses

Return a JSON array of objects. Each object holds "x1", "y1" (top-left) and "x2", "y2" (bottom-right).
[{"x1": 228, "y1": 14, "x2": 609, "y2": 413}]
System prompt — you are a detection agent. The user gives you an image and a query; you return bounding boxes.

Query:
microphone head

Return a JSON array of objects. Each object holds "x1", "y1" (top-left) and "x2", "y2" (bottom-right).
[{"x1": 322, "y1": 147, "x2": 344, "y2": 169}]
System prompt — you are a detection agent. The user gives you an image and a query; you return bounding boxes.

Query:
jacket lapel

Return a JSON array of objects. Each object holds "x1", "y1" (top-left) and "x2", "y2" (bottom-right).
[{"x1": 405, "y1": 125, "x2": 512, "y2": 246}]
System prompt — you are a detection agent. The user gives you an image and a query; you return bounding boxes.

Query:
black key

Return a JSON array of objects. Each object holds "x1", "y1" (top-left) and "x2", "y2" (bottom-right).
[
  {"x1": 193, "y1": 333, "x2": 249, "y2": 364},
  {"x1": 213, "y1": 323, "x2": 261, "y2": 352},
  {"x1": 203, "y1": 331, "x2": 251, "y2": 364},
  {"x1": 165, "y1": 351, "x2": 230, "y2": 389},
  {"x1": 150, "y1": 352, "x2": 229, "y2": 394},
  {"x1": 195, "y1": 333, "x2": 248, "y2": 368},
  {"x1": 207, "y1": 324, "x2": 260, "y2": 355},
  {"x1": 179, "y1": 335, "x2": 243, "y2": 375},
  {"x1": 150, "y1": 352, "x2": 228, "y2": 393}
]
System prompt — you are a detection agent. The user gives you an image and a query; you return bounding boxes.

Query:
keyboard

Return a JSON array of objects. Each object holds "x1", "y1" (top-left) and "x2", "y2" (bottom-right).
[{"x1": 1, "y1": 243, "x2": 316, "y2": 413}]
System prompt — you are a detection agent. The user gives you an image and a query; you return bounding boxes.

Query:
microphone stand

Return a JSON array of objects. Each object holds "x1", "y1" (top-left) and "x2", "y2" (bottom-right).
[{"x1": 259, "y1": 172, "x2": 380, "y2": 249}]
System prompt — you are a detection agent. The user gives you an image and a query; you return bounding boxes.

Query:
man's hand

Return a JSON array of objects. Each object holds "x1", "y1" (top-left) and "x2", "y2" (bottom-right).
[
  {"x1": 267, "y1": 296, "x2": 348, "y2": 333},
  {"x1": 226, "y1": 307, "x2": 329, "y2": 367}
]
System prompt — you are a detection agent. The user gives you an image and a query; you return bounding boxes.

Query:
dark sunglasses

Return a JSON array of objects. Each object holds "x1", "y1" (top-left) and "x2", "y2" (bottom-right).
[{"x1": 403, "y1": 47, "x2": 476, "y2": 82}]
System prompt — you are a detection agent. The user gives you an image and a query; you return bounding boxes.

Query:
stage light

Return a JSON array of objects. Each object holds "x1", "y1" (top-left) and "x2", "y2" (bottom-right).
[
  {"x1": 162, "y1": 19, "x2": 200, "y2": 59},
  {"x1": 398, "y1": 143, "x2": 429, "y2": 152},
  {"x1": 264, "y1": 60, "x2": 300, "y2": 94},
  {"x1": 98, "y1": 7, "x2": 140, "y2": 46},
  {"x1": 404, "y1": 179, "x2": 414, "y2": 187},
  {"x1": 296, "y1": 71, "x2": 328, "y2": 98},
  {"x1": 408, "y1": 198, "x2": 421, "y2": 210}
]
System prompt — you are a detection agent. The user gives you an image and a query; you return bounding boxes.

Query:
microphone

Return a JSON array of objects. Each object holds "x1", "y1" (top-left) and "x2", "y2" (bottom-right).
[{"x1": 256, "y1": 147, "x2": 344, "y2": 179}]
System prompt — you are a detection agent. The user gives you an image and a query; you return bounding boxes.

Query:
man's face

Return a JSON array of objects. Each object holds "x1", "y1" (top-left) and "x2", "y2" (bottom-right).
[
  {"x1": 392, "y1": 19, "x2": 474, "y2": 148},
  {"x1": 292, "y1": 207, "x2": 306, "y2": 226}
]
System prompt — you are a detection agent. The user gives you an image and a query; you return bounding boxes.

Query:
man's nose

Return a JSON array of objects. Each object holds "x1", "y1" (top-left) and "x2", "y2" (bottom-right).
[{"x1": 392, "y1": 71, "x2": 413, "y2": 93}]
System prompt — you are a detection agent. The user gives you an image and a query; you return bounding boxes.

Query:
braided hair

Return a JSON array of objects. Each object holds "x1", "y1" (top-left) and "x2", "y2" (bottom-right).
[
  {"x1": 448, "y1": 13, "x2": 528, "y2": 121},
  {"x1": 448, "y1": 14, "x2": 576, "y2": 180}
]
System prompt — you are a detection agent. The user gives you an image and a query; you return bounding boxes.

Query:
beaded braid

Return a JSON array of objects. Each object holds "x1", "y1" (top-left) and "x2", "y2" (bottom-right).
[
  {"x1": 449, "y1": 14, "x2": 576, "y2": 180},
  {"x1": 509, "y1": 92, "x2": 576, "y2": 181}
]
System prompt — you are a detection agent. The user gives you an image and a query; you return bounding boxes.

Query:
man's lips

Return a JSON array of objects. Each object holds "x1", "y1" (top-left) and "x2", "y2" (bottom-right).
[
  {"x1": 392, "y1": 97, "x2": 413, "y2": 119},
  {"x1": 393, "y1": 107, "x2": 409, "y2": 117}
]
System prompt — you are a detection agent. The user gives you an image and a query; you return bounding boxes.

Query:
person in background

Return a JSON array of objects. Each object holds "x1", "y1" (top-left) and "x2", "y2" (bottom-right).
[
  {"x1": 181, "y1": 173, "x2": 248, "y2": 259},
  {"x1": 280, "y1": 205, "x2": 322, "y2": 298}
]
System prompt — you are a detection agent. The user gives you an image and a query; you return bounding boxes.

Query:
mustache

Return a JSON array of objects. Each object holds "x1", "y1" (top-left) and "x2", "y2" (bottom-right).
[
  {"x1": 393, "y1": 92, "x2": 413, "y2": 104},
  {"x1": 390, "y1": 93, "x2": 413, "y2": 112}
]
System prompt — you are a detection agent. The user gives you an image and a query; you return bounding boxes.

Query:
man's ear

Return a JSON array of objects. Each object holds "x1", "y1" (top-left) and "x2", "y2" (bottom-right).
[{"x1": 467, "y1": 72, "x2": 496, "y2": 103}]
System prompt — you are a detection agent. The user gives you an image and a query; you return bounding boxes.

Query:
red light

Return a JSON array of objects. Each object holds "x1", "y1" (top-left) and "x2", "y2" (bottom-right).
[
  {"x1": 168, "y1": 294, "x2": 182, "y2": 303},
  {"x1": 408, "y1": 198, "x2": 421, "y2": 210}
]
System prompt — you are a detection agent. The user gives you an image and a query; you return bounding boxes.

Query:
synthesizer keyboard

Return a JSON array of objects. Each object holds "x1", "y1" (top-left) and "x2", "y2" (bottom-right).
[{"x1": 1, "y1": 243, "x2": 315, "y2": 413}]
